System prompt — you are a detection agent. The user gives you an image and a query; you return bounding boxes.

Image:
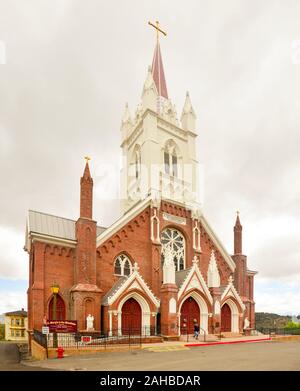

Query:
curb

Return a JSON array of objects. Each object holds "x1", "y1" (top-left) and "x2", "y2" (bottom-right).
[{"x1": 185, "y1": 337, "x2": 271, "y2": 347}]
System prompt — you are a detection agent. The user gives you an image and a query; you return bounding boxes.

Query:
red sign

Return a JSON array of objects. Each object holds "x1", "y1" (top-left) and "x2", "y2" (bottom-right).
[
  {"x1": 81, "y1": 336, "x2": 92, "y2": 343},
  {"x1": 47, "y1": 320, "x2": 77, "y2": 333}
]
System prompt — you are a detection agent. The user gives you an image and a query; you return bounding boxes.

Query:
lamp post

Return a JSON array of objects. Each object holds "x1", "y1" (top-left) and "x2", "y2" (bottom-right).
[
  {"x1": 51, "y1": 282, "x2": 60, "y2": 320},
  {"x1": 51, "y1": 282, "x2": 60, "y2": 348}
]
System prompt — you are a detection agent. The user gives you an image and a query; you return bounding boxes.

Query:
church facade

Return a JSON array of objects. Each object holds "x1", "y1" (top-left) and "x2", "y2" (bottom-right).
[{"x1": 25, "y1": 40, "x2": 257, "y2": 339}]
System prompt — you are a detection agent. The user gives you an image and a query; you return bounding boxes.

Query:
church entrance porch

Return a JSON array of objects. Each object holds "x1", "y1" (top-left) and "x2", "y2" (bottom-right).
[
  {"x1": 121, "y1": 298, "x2": 142, "y2": 335},
  {"x1": 221, "y1": 303, "x2": 231, "y2": 332},
  {"x1": 180, "y1": 297, "x2": 200, "y2": 334}
]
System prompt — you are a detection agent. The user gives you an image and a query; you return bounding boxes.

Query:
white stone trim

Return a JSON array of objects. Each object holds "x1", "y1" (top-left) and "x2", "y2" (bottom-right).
[
  {"x1": 151, "y1": 207, "x2": 160, "y2": 242},
  {"x1": 200, "y1": 215, "x2": 236, "y2": 271},
  {"x1": 221, "y1": 280, "x2": 245, "y2": 311},
  {"x1": 221, "y1": 299, "x2": 240, "y2": 333},
  {"x1": 178, "y1": 291, "x2": 209, "y2": 335},
  {"x1": 117, "y1": 291, "x2": 152, "y2": 336},
  {"x1": 97, "y1": 196, "x2": 152, "y2": 246},
  {"x1": 106, "y1": 267, "x2": 160, "y2": 308},
  {"x1": 178, "y1": 262, "x2": 213, "y2": 305}
]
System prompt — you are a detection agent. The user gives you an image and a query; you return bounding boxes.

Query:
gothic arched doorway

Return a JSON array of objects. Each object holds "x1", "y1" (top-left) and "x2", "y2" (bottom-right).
[
  {"x1": 180, "y1": 297, "x2": 200, "y2": 334},
  {"x1": 49, "y1": 295, "x2": 65, "y2": 320},
  {"x1": 121, "y1": 298, "x2": 142, "y2": 335},
  {"x1": 221, "y1": 303, "x2": 231, "y2": 332}
]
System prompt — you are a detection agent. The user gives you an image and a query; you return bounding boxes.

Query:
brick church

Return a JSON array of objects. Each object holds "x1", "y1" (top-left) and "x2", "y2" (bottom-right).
[{"x1": 25, "y1": 35, "x2": 257, "y2": 340}]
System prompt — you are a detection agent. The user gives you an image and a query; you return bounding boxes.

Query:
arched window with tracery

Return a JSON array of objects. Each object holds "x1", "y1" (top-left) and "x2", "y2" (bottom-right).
[
  {"x1": 114, "y1": 258, "x2": 122, "y2": 275},
  {"x1": 161, "y1": 228, "x2": 185, "y2": 271},
  {"x1": 114, "y1": 254, "x2": 132, "y2": 276}
]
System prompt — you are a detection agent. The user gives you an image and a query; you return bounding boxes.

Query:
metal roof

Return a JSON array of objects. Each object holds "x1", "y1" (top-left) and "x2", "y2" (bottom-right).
[
  {"x1": 5, "y1": 310, "x2": 27, "y2": 317},
  {"x1": 102, "y1": 277, "x2": 128, "y2": 305},
  {"x1": 27, "y1": 210, "x2": 106, "y2": 241}
]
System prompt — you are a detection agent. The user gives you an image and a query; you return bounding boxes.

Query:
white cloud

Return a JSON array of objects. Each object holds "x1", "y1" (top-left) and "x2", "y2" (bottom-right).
[
  {"x1": 0, "y1": 226, "x2": 27, "y2": 280},
  {"x1": 0, "y1": 290, "x2": 27, "y2": 315},
  {"x1": 255, "y1": 279, "x2": 300, "y2": 315}
]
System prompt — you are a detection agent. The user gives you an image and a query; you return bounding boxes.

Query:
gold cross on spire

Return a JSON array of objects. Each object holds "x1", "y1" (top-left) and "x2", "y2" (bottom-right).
[
  {"x1": 148, "y1": 20, "x2": 167, "y2": 43},
  {"x1": 84, "y1": 156, "x2": 91, "y2": 163}
]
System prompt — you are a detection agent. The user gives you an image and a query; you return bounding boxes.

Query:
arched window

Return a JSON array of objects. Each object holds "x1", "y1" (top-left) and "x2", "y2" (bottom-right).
[
  {"x1": 114, "y1": 254, "x2": 132, "y2": 276},
  {"x1": 135, "y1": 150, "x2": 141, "y2": 180},
  {"x1": 164, "y1": 140, "x2": 179, "y2": 177},
  {"x1": 161, "y1": 228, "x2": 185, "y2": 271},
  {"x1": 114, "y1": 258, "x2": 122, "y2": 275},
  {"x1": 123, "y1": 260, "x2": 131, "y2": 276},
  {"x1": 49, "y1": 295, "x2": 65, "y2": 320}
]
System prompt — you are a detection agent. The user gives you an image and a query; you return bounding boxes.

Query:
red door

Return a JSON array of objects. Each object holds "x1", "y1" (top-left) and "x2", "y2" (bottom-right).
[
  {"x1": 221, "y1": 303, "x2": 231, "y2": 332},
  {"x1": 49, "y1": 295, "x2": 65, "y2": 320},
  {"x1": 121, "y1": 298, "x2": 142, "y2": 335},
  {"x1": 181, "y1": 297, "x2": 200, "y2": 334}
]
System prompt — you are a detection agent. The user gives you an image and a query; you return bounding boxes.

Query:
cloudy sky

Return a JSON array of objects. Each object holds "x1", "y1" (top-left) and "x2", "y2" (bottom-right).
[{"x1": 0, "y1": 0, "x2": 299, "y2": 316}]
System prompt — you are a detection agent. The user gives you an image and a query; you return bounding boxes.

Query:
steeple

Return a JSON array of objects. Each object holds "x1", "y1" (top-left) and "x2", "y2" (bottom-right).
[
  {"x1": 151, "y1": 42, "x2": 168, "y2": 99},
  {"x1": 181, "y1": 91, "x2": 196, "y2": 131},
  {"x1": 80, "y1": 158, "x2": 93, "y2": 219},
  {"x1": 234, "y1": 211, "x2": 242, "y2": 254}
]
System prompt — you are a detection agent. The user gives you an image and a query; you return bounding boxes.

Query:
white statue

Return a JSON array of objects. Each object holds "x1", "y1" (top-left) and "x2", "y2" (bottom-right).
[
  {"x1": 86, "y1": 314, "x2": 94, "y2": 331},
  {"x1": 244, "y1": 317, "x2": 250, "y2": 330}
]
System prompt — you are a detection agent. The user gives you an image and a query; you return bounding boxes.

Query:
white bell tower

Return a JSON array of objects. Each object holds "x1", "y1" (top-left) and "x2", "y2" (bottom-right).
[{"x1": 120, "y1": 27, "x2": 200, "y2": 214}]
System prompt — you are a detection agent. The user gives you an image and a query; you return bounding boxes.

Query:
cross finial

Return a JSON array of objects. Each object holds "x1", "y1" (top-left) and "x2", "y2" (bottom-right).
[
  {"x1": 133, "y1": 262, "x2": 139, "y2": 272},
  {"x1": 84, "y1": 156, "x2": 91, "y2": 164},
  {"x1": 192, "y1": 255, "x2": 199, "y2": 265},
  {"x1": 228, "y1": 275, "x2": 234, "y2": 284},
  {"x1": 148, "y1": 20, "x2": 167, "y2": 43}
]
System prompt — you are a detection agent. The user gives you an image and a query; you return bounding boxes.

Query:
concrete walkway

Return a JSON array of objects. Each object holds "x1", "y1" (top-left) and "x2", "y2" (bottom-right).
[{"x1": 141, "y1": 334, "x2": 270, "y2": 350}]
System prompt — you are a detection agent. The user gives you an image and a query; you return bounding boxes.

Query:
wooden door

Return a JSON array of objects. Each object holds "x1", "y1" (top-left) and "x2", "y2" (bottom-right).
[
  {"x1": 121, "y1": 298, "x2": 142, "y2": 335},
  {"x1": 221, "y1": 303, "x2": 231, "y2": 332},
  {"x1": 49, "y1": 295, "x2": 65, "y2": 320},
  {"x1": 181, "y1": 297, "x2": 200, "y2": 334}
]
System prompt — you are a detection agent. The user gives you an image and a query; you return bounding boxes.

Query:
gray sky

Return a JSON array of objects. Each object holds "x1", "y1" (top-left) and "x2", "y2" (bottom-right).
[{"x1": 0, "y1": 0, "x2": 300, "y2": 314}]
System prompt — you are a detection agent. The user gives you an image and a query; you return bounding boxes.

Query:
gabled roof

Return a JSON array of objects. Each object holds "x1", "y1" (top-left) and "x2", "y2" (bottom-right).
[
  {"x1": 177, "y1": 261, "x2": 213, "y2": 305},
  {"x1": 25, "y1": 210, "x2": 106, "y2": 250},
  {"x1": 102, "y1": 267, "x2": 160, "y2": 308},
  {"x1": 175, "y1": 268, "x2": 192, "y2": 290},
  {"x1": 102, "y1": 277, "x2": 128, "y2": 305},
  {"x1": 5, "y1": 310, "x2": 27, "y2": 317},
  {"x1": 152, "y1": 42, "x2": 168, "y2": 99},
  {"x1": 221, "y1": 279, "x2": 245, "y2": 311}
]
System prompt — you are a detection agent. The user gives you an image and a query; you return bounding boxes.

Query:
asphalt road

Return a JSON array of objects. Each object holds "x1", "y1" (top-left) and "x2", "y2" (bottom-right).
[
  {"x1": 0, "y1": 343, "x2": 52, "y2": 371},
  {"x1": 23, "y1": 341, "x2": 300, "y2": 371}
]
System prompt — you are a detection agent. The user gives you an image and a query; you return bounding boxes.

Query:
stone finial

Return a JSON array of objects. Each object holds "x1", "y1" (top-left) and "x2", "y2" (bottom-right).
[
  {"x1": 228, "y1": 275, "x2": 234, "y2": 284},
  {"x1": 192, "y1": 255, "x2": 199, "y2": 265},
  {"x1": 133, "y1": 262, "x2": 140, "y2": 272},
  {"x1": 207, "y1": 249, "x2": 220, "y2": 288}
]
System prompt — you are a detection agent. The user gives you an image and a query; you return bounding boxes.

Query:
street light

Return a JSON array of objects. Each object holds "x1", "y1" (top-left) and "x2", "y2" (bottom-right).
[
  {"x1": 51, "y1": 282, "x2": 60, "y2": 348},
  {"x1": 51, "y1": 282, "x2": 60, "y2": 320}
]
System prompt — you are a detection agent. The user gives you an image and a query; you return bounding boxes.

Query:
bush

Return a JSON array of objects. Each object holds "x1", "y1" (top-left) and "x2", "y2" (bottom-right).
[{"x1": 285, "y1": 321, "x2": 300, "y2": 329}]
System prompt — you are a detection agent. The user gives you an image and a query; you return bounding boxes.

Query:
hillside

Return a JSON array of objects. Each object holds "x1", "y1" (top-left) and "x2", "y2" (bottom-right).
[{"x1": 255, "y1": 312, "x2": 292, "y2": 329}]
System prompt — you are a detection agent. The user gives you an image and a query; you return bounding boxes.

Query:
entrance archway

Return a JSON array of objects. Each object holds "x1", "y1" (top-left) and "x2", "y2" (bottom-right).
[
  {"x1": 49, "y1": 295, "x2": 65, "y2": 320},
  {"x1": 180, "y1": 297, "x2": 200, "y2": 334},
  {"x1": 221, "y1": 303, "x2": 231, "y2": 332},
  {"x1": 121, "y1": 298, "x2": 142, "y2": 334}
]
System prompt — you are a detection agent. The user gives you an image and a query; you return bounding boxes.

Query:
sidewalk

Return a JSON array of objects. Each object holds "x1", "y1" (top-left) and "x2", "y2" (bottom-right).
[{"x1": 142, "y1": 334, "x2": 270, "y2": 350}]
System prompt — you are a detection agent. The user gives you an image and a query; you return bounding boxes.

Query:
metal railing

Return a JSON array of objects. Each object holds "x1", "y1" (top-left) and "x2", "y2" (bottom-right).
[
  {"x1": 181, "y1": 326, "x2": 207, "y2": 342},
  {"x1": 33, "y1": 326, "x2": 159, "y2": 350},
  {"x1": 257, "y1": 327, "x2": 300, "y2": 336}
]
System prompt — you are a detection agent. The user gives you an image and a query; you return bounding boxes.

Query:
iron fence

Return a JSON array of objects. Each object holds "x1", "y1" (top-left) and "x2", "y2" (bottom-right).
[
  {"x1": 180, "y1": 326, "x2": 207, "y2": 342},
  {"x1": 257, "y1": 327, "x2": 300, "y2": 336},
  {"x1": 34, "y1": 326, "x2": 160, "y2": 350}
]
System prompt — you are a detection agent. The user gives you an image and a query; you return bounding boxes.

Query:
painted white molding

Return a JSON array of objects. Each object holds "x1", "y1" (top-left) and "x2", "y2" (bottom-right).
[
  {"x1": 178, "y1": 261, "x2": 213, "y2": 305},
  {"x1": 169, "y1": 297, "x2": 177, "y2": 313},
  {"x1": 207, "y1": 250, "x2": 221, "y2": 288}
]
